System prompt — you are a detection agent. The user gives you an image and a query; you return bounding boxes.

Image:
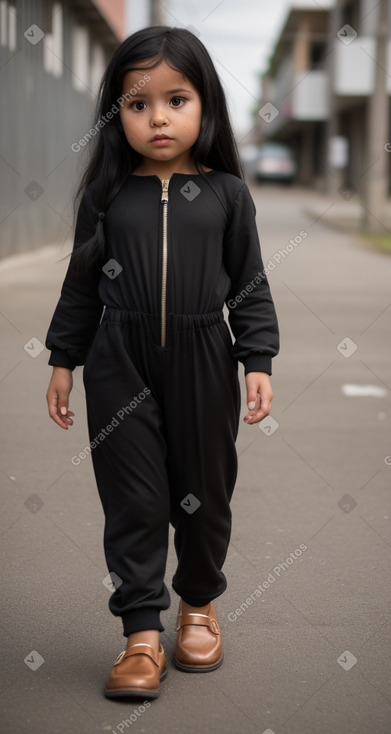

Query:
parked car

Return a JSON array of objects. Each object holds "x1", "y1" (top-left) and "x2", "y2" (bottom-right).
[
  {"x1": 238, "y1": 144, "x2": 261, "y2": 180},
  {"x1": 254, "y1": 142, "x2": 297, "y2": 184}
]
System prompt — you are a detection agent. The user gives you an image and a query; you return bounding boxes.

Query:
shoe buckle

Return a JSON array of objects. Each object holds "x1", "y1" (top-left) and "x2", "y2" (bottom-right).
[
  {"x1": 175, "y1": 612, "x2": 212, "y2": 632},
  {"x1": 209, "y1": 618, "x2": 220, "y2": 634},
  {"x1": 113, "y1": 650, "x2": 126, "y2": 665}
]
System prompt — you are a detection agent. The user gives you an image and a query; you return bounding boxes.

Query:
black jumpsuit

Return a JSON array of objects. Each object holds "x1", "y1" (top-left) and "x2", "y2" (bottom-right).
[{"x1": 45, "y1": 170, "x2": 279, "y2": 638}]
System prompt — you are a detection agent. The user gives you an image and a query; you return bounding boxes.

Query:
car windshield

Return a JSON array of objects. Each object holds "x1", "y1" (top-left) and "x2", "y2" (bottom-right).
[{"x1": 259, "y1": 145, "x2": 291, "y2": 159}]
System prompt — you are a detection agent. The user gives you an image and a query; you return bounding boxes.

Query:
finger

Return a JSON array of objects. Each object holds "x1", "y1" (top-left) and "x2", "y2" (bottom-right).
[
  {"x1": 244, "y1": 400, "x2": 272, "y2": 423},
  {"x1": 246, "y1": 389, "x2": 260, "y2": 412},
  {"x1": 60, "y1": 407, "x2": 75, "y2": 427},
  {"x1": 50, "y1": 409, "x2": 70, "y2": 429},
  {"x1": 245, "y1": 391, "x2": 261, "y2": 416},
  {"x1": 46, "y1": 392, "x2": 71, "y2": 430}
]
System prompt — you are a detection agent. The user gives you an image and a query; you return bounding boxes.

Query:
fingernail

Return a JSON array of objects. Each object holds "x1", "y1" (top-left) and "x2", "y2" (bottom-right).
[
  {"x1": 248, "y1": 401, "x2": 256, "y2": 410},
  {"x1": 60, "y1": 407, "x2": 67, "y2": 415}
]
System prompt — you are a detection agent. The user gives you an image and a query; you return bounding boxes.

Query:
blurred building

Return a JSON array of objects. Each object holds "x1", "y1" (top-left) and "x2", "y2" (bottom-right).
[
  {"x1": 0, "y1": 0, "x2": 126, "y2": 258},
  {"x1": 257, "y1": 0, "x2": 391, "y2": 194}
]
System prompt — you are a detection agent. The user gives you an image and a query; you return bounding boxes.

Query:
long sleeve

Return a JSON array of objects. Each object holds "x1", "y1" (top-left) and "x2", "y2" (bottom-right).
[
  {"x1": 45, "y1": 184, "x2": 104, "y2": 370},
  {"x1": 223, "y1": 183, "x2": 280, "y2": 376}
]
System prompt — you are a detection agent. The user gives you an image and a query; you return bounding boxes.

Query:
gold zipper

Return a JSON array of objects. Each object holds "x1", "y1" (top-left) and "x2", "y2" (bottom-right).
[{"x1": 160, "y1": 178, "x2": 170, "y2": 346}]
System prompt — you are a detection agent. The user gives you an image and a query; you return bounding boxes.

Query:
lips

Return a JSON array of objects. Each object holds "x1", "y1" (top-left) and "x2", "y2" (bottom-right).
[{"x1": 151, "y1": 134, "x2": 173, "y2": 141}]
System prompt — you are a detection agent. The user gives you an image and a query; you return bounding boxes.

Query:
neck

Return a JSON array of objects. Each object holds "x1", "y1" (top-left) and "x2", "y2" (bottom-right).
[{"x1": 132, "y1": 156, "x2": 207, "y2": 179}]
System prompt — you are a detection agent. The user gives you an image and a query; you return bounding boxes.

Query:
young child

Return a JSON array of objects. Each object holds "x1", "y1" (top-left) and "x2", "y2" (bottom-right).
[{"x1": 45, "y1": 26, "x2": 279, "y2": 699}]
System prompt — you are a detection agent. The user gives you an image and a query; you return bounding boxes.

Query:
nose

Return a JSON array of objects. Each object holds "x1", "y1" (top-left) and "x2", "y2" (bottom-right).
[{"x1": 150, "y1": 103, "x2": 169, "y2": 127}]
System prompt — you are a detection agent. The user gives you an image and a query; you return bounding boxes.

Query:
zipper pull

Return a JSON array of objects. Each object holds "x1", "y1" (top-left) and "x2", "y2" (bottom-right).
[{"x1": 161, "y1": 178, "x2": 170, "y2": 202}]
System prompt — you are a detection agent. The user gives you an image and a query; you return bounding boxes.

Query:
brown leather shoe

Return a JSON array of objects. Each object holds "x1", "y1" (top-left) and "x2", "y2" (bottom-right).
[
  {"x1": 173, "y1": 600, "x2": 223, "y2": 672},
  {"x1": 104, "y1": 642, "x2": 167, "y2": 699}
]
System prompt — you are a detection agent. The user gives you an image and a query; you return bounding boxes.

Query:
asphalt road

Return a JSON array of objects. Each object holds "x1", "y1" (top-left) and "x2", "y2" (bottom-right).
[{"x1": 0, "y1": 182, "x2": 390, "y2": 734}]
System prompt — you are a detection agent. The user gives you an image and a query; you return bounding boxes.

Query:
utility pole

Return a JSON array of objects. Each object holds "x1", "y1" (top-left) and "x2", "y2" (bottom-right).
[
  {"x1": 363, "y1": 0, "x2": 389, "y2": 232},
  {"x1": 325, "y1": 0, "x2": 343, "y2": 196},
  {"x1": 150, "y1": 0, "x2": 166, "y2": 25}
]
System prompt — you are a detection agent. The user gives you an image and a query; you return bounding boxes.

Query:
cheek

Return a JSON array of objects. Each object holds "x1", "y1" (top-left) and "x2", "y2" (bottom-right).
[
  {"x1": 119, "y1": 111, "x2": 127, "y2": 133},
  {"x1": 190, "y1": 112, "x2": 202, "y2": 139},
  {"x1": 121, "y1": 121, "x2": 147, "y2": 152},
  {"x1": 120, "y1": 114, "x2": 138, "y2": 139},
  {"x1": 192, "y1": 104, "x2": 203, "y2": 133}
]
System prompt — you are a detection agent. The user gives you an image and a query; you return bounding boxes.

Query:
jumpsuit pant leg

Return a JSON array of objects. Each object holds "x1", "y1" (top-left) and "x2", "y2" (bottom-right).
[
  {"x1": 162, "y1": 311, "x2": 242, "y2": 606},
  {"x1": 82, "y1": 307, "x2": 241, "y2": 639}
]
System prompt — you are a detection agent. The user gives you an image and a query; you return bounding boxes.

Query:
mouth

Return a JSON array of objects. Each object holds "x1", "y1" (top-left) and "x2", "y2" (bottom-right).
[
  {"x1": 150, "y1": 134, "x2": 174, "y2": 146},
  {"x1": 151, "y1": 134, "x2": 173, "y2": 141}
]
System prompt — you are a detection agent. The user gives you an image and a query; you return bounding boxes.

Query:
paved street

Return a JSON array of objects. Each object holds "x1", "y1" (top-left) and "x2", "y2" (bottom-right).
[{"x1": 0, "y1": 182, "x2": 390, "y2": 734}]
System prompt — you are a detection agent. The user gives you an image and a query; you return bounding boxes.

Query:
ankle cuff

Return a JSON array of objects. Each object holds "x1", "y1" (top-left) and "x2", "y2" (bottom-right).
[{"x1": 122, "y1": 608, "x2": 164, "y2": 637}]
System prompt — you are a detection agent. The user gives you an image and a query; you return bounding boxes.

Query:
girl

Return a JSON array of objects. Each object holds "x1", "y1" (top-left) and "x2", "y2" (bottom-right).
[{"x1": 45, "y1": 26, "x2": 279, "y2": 700}]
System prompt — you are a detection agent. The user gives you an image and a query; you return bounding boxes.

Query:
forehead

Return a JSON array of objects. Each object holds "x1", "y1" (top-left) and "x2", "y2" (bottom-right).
[{"x1": 121, "y1": 60, "x2": 195, "y2": 93}]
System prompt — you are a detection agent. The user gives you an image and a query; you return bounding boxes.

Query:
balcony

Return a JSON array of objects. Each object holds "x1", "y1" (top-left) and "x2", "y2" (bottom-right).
[
  {"x1": 261, "y1": 60, "x2": 329, "y2": 134},
  {"x1": 292, "y1": 70, "x2": 329, "y2": 118},
  {"x1": 334, "y1": 36, "x2": 391, "y2": 96}
]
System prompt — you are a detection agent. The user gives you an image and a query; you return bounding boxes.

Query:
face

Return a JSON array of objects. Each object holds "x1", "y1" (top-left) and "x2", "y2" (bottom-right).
[{"x1": 118, "y1": 60, "x2": 203, "y2": 174}]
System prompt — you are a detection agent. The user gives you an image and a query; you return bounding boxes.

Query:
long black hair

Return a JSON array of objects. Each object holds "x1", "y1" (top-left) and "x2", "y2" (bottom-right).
[{"x1": 67, "y1": 25, "x2": 244, "y2": 277}]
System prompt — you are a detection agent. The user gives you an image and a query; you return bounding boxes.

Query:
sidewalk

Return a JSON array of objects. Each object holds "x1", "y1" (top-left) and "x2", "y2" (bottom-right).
[
  {"x1": 300, "y1": 187, "x2": 391, "y2": 233},
  {"x1": 1, "y1": 183, "x2": 391, "y2": 734}
]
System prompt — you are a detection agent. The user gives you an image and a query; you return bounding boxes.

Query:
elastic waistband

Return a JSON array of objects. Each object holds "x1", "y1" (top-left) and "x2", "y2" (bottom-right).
[{"x1": 102, "y1": 307, "x2": 224, "y2": 331}]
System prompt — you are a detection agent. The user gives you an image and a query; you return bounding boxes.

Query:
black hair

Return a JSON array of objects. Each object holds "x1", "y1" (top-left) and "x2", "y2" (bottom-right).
[{"x1": 66, "y1": 25, "x2": 244, "y2": 277}]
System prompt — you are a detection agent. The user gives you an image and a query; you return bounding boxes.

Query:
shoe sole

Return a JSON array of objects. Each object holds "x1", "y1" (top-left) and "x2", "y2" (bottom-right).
[
  {"x1": 104, "y1": 666, "x2": 168, "y2": 699},
  {"x1": 172, "y1": 653, "x2": 224, "y2": 673}
]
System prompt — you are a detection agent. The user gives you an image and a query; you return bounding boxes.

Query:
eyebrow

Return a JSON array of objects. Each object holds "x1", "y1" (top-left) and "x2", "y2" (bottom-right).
[{"x1": 125, "y1": 88, "x2": 193, "y2": 97}]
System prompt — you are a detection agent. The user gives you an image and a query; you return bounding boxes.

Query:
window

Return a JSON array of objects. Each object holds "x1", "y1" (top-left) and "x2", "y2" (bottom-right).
[
  {"x1": 72, "y1": 24, "x2": 90, "y2": 92},
  {"x1": 0, "y1": 1, "x2": 16, "y2": 51},
  {"x1": 310, "y1": 43, "x2": 326, "y2": 71},
  {"x1": 43, "y1": 1, "x2": 63, "y2": 77},
  {"x1": 341, "y1": 0, "x2": 360, "y2": 33},
  {"x1": 90, "y1": 42, "x2": 105, "y2": 98}
]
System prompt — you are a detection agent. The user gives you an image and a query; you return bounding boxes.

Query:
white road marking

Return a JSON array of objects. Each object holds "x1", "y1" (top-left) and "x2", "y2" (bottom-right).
[{"x1": 341, "y1": 384, "x2": 388, "y2": 397}]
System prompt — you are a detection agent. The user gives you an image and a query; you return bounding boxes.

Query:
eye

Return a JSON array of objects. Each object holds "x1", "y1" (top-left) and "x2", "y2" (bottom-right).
[
  {"x1": 170, "y1": 97, "x2": 185, "y2": 107},
  {"x1": 130, "y1": 101, "x2": 146, "y2": 111}
]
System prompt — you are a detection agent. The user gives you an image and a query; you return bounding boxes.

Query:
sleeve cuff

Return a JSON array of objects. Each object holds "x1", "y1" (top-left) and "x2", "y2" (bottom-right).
[
  {"x1": 48, "y1": 349, "x2": 76, "y2": 371},
  {"x1": 243, "y1": 353, "x2": 272, "y2": 376}
]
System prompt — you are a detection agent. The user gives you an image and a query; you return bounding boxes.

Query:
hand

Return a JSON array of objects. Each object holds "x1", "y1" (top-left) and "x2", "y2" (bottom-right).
[
  {"x1": 243, "y1": 371, "x2": 274, "y2": 424},
  {"x1": 46, "y1": 367, "x2": 75, "y2": 429}
]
